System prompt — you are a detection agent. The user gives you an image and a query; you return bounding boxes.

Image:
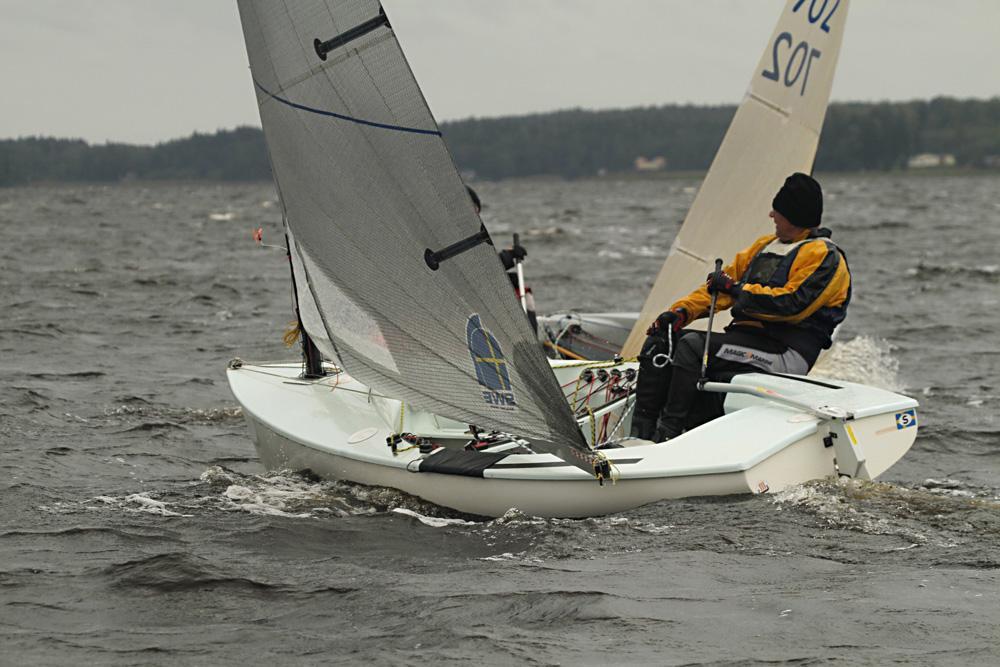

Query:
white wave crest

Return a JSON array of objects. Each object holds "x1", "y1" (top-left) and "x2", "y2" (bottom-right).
[
  {"x1": 222, "y1": 484, "x2": 314, "y2": 518},
  {"x1": 92, "y1": 493, "x2": 192, "y2": 518},
  {"x1": 811, "y1": 335, "x2": 901, "y2": 391},
  {"x1": 201, "y1": 467, "x2": 363, "y2": 518},
  {"x1": 391, "y1": 507, "x2": 476, "y2": 527}
]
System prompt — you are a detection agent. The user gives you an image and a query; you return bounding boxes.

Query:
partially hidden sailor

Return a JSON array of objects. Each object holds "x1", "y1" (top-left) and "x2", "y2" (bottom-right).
[
  {"x1": 467, "y1": 186, "x2": 538, "y2": 333},
  {"x1": 630, "y1": 173, "x2": 852, "y2": 441}
]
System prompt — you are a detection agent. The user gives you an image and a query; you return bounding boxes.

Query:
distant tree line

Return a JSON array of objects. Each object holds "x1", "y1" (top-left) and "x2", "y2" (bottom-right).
[
  {"x1": 2, "y1": 97, "x2": 998, "y2": 186},
  {"x1": 446, "y1": 97, "x2": 1000, "y2": 178},
  {"x1": 0, "y1": 127, "x2": 269, "y2": 187}
]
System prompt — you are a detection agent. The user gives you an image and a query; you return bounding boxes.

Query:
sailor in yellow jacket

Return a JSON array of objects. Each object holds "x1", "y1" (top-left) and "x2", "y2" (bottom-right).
[{"x1": 631, "y1": 173, "x2": 851, "y2": 442}]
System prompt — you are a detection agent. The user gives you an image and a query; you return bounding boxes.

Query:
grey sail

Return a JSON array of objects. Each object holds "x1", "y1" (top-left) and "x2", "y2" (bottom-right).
[{"x1": 236, "y1": 0, "x2": 596, "y2": 473}]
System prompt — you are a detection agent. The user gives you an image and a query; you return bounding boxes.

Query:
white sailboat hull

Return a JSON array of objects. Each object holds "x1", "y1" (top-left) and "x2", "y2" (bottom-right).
[{"x1": 227, "y1": 360, "x2": 918, "y2": 518}]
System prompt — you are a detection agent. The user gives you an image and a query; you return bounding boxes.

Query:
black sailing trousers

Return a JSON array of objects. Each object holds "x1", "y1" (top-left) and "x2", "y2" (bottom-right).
[{"x1": 631, "y1": 327, "x2": 798, "y2": 441}]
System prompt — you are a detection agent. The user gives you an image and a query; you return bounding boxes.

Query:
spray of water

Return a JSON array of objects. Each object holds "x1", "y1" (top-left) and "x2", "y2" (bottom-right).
[{"x1": 811, "y1": 335, "x2": 902, "y2": 391}]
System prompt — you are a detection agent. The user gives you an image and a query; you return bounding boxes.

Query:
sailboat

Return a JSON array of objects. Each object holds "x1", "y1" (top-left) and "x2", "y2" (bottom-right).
[{"x1": 227, "y1": 0, "x2": 919, "y2": 518}]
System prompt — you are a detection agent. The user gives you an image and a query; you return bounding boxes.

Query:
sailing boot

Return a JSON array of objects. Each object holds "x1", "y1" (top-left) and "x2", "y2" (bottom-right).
[{"x1": 629, "y1": 412, "x2": 658, "y2": 441}]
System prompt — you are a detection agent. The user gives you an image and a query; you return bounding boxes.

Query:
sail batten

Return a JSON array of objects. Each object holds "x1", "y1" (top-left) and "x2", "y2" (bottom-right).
[
  {"x1": 622, "y1": 0, "x2": 850, "y2": 356},
  {"x1": 238, "y1": 0, "x2": 595, "y2": 474},
  {"x1": 673, "y1": 245, "x2": 709, "y2": 264},
  {"x1": 747, "y1": 92, "x2": 793, "y2": 118}
]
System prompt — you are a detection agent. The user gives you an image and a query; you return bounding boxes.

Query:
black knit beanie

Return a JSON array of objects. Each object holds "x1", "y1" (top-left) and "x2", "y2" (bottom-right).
[{"x1": 772, "y1": 172, "x2": 823, "y2": 228}]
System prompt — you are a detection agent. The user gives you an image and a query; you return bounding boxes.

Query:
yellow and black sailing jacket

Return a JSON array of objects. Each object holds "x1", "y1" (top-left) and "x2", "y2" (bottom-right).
[{"x1": 671, "y1": 228, "x2": 851, "y2": 365}]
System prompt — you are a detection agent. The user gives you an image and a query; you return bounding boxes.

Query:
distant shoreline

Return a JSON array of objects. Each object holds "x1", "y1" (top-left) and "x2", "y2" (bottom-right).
[
  {"x1": 4, "y1": 97, "x2": 1000, "y2": 187},
  {"x1": 4, "y1": 166, "x2": 998, "y2": 191}
]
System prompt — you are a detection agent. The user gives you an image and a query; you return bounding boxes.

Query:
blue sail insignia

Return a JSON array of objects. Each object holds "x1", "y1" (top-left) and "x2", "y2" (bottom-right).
[{"x1": 466, "y1": 314, "x2": 517, "y2": 409}]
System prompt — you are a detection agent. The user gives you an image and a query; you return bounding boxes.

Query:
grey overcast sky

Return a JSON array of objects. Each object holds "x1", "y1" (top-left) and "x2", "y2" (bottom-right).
[{"x1": 1, "y1": 1, "x2": 998, "y2": 145}]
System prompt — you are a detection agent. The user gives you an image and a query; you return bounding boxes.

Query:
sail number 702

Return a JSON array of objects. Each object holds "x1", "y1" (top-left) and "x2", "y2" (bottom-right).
[
  {"x1": 761, "y1": 32, "x2": 821, "y2": 97},
  {"x1": 792, "y1": 0, "x2": 841, "y2": 34}
]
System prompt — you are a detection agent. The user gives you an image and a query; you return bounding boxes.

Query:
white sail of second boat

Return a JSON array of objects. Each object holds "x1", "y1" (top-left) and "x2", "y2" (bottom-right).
[{"x1": 622, "y1": 0, "x2": 850, "y2": 356}]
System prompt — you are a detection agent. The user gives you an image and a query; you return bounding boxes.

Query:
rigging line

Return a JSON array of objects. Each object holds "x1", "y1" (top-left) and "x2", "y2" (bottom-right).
[
  {"x1": 550, "y1": 316, "x2": 579, "y2": 349},
  {"x1": 252, "y1": 78, "x2": 442, "y2": 137},
  {"x1": 570, "y1": 332, "x2": 619, "y2": 354},
  {"x1": 603, "y1": 393, "x2": 634, "y2": 443},
  {"x1": 544, "y1": 340, "x2": 587, "y2": 360},
  {"x1": 557, "y1": 357, "x2": 636, "y2": 368},
  {"x1": 598, "y1": 412, "x2": 611, "y2": 443}
]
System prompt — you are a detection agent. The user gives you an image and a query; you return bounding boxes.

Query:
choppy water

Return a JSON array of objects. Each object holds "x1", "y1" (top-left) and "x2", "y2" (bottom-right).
[{"x1": 1, "y1": 175, "x2": 998, "y2": 665}]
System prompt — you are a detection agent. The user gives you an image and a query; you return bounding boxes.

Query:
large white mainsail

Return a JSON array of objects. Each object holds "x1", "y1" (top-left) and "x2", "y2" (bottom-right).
[
  {"x1": 237, "y1": 1, "x2": 597, "y2": 473},
  {"x1": 622, "y1": 0, "x2": 850, "y2": 356}
]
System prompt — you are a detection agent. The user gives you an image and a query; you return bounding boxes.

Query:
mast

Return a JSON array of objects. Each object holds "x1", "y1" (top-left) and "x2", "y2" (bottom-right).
[{"x1": 285, "y1": 229, "x2": 325, "y2": 378}]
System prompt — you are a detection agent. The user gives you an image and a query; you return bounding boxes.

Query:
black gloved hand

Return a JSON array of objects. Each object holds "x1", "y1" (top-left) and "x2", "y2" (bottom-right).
[
  {"x1": 510, "y1": 242, "x2": 527, "y2": 261},
  {"x1": 706, "y1": 270, "x2": 738, "y2": 295},
  {"x1": 646, "y1": 308, "x2": 687, "y2": 336}
]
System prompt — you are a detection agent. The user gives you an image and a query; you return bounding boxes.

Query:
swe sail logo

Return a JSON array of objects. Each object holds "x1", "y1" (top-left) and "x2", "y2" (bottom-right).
[{"x1": 466, "y1": 314, "x2": 517, "y2": 409}]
